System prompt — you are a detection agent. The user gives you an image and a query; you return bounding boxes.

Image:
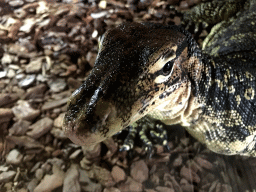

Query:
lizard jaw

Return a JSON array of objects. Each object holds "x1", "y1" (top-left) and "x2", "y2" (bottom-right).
[{"x1": 63, "y1": 100, "x2": 121, "y2": 146}]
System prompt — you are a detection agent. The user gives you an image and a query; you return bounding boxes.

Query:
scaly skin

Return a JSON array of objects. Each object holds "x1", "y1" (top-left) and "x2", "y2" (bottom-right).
[{"x1": 63, "y1": 1, "x2": 256, "y2": 156}]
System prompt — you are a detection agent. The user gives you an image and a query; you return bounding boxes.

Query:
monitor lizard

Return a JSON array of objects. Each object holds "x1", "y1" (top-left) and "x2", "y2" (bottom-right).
[{"x1": 63, "y1": 0, "x2": 256, "y2": 156}]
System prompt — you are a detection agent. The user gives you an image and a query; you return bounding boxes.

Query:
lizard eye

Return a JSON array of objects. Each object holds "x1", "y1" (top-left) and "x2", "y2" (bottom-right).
[{"x1": 162, "y1": 60, "x2": 174, "y2": 76}]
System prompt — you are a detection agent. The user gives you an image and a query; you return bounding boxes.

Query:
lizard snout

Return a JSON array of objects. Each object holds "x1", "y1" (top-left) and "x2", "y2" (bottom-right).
[{"x1": 63, "y1": 89, "x2": 118, "y2": 146}]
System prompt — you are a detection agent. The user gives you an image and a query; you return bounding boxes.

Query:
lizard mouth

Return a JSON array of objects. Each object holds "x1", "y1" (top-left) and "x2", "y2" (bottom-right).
[
  {"x1": 63, "y1": 120, "x2": 104, "y2": 146},
  {"x1": 63, "y1": 100, "x2": 119, "y2": 146}
]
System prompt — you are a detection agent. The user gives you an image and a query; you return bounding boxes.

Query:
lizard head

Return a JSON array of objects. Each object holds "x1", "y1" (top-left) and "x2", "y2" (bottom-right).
[{"x1": 63, "y1": 22, "x2": 202, "y2": 146}]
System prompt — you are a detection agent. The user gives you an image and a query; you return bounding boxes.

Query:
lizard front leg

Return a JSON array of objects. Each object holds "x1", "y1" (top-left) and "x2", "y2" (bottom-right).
[{"x1": 120, "y1": 115, "x2": 169, "y2": 156}]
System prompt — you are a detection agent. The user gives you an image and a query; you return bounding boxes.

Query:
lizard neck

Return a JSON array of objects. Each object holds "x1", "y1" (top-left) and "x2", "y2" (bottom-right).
[
  {"x1": 198, "y1": 53, "x2": 256, "y2": 127},
  {"x1": 196, "y1": 53, "x2": 215, "y2": 105},
  {"x1": 175, "y1": 53, "x2": 215, "y2": 126}
]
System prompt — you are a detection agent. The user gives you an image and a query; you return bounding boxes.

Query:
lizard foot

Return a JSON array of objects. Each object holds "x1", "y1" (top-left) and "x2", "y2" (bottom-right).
[{"x1": 119, "y1": 117, "x2": 169, "y2": 158}]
